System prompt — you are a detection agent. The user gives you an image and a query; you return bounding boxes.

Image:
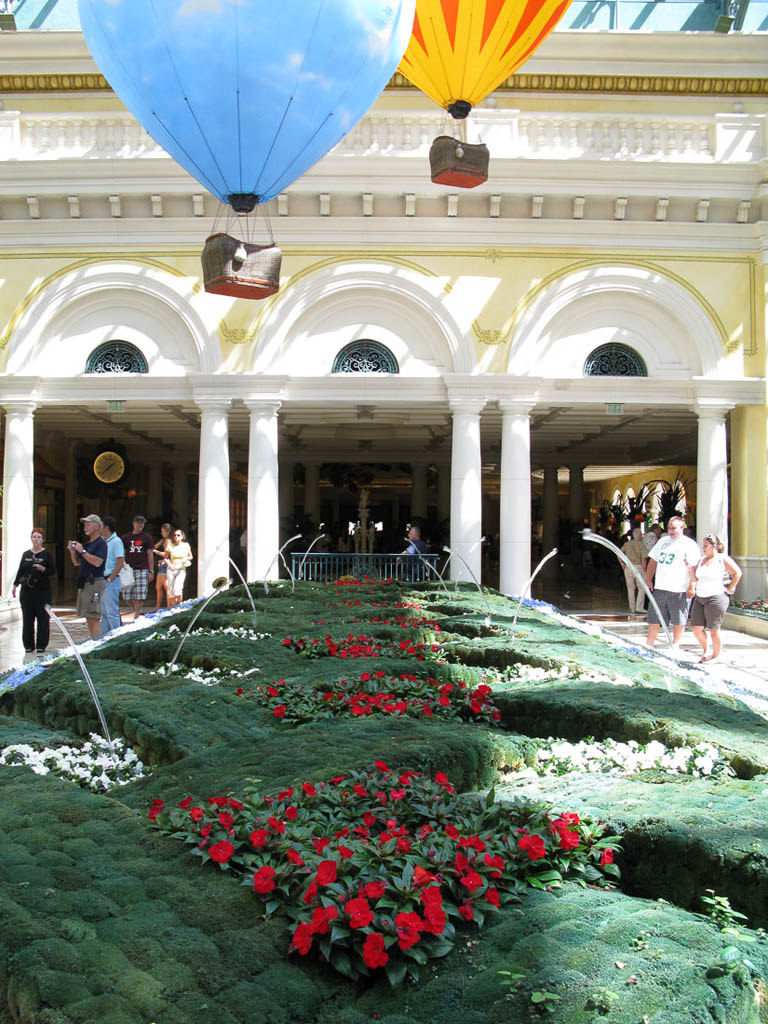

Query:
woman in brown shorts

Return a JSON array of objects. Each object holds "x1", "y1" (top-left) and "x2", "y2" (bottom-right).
[{"x1": 690, "y1": 535, "x2": 742, "y2": 664}]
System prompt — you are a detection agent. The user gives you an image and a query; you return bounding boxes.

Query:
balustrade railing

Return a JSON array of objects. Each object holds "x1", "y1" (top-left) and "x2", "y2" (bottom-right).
[{"x1": 291, "y1": 552, "x2": 440, "y2": 583}]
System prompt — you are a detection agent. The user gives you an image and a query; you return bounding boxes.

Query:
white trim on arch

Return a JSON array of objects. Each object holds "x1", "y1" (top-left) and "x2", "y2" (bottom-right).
[
  {"x1": 5, "y1": 260, "x2": 217, "y2": 377},
  {"x1": 507, "y1": 265, "x2": 730, "y2": 380},
  {"x1": 251, "y1": 260, "x2": 474, "y2": 376}
]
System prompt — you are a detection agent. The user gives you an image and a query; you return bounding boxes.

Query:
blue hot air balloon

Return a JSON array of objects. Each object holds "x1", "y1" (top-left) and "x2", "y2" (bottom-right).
[{"x1": 78, "y1": 0, "x2": 416, "y2": 213}]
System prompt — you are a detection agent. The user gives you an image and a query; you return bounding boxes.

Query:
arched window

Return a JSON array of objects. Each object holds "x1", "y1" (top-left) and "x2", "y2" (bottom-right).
[
  {"x1": 85, "y1": 340, "x2": 148, "y2": 374},
  {"x1": 332, "y1": 340, "x2": 398, "y2": 375},
  {"x1": 584, "y1": 344, "x2": 647, "y2": 377}
]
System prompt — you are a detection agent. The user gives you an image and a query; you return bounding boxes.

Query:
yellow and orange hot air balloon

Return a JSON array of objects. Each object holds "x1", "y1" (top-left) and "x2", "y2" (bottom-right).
[{"x1": 399, "y1": 0, "x2": 573, "y2": 186}]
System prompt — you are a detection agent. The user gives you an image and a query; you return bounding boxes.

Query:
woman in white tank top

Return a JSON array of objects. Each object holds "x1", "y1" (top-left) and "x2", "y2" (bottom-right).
[{"x1": 690, "y1": 535, "x2": 742, "y2": 663}]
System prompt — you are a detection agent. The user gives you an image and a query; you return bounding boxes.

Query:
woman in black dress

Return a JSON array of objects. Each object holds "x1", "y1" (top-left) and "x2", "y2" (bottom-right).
[{"x1": 12, "y1": 526, "x2": 56, "y2": 653}]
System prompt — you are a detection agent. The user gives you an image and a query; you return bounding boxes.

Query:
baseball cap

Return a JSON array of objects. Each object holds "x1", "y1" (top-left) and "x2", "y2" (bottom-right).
[
  {"x1": 132, "y1": 514, "x2": 147, "y2": 522},
  {"x1": 81, "y1": 514, "x2": 103, "y2": 526}
]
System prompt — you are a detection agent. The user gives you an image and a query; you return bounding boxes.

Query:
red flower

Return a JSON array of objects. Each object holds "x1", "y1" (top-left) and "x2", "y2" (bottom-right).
[
  {"x1": 390, "y1": 788, "x2": 405, "y2": 801},
  {"x1": 285, "y1": 805, "x2": 298, "y2": 821},
  {"x1": 209, "y1": 840, "x2": 235, "y2": 864},
  {"x1": 267, "y1": 817, "x2": 285, "y2": 834},
  {"x1": 252, "y1": 865, "x2": 276, "y2": 894},
  {"x1": 485, "y1": 887, "x2": 500, "y2": 908},
  {"x1": 200, "y1": 824, "x2": 211, "y2": 839},
  {"x1": 445, "y1": 824, "x2": 460, "y2": 840},
  {"x1": 353, "y1": 783, "x2": 368, "y2": 798},
  {"x1": 518, "y1": 834, "x2": 547, "y2": 860},
  {"x1": 189, "y1": 806, "x2": 204, "y2": 822},
  {"x1": 395, "y1": 911, "x2": 423, "y2": 951},
  {"x1": 413, "y1": 865, "x2": 437, "y2": 887},
  {"x1": 178, "y1": 796, "x2": 192, "y2": 810},
  {"x1": 420, "y1": 885, "x2": 443, "y2": 906},
  {"x1": 218, "y1": 811, "x2": 234, "y2": 829},
  {"x1": 397, "y1": 837, "x2": 411, "y2": 854},
  {"x1": 601, "y1": 848, "x2": 614, "y2": 866},
  {"x1": 303, "y1": 782, "x2": 317, "y2": 797},
  {"x1": 148, "y1": 798, "x2": 164, "y2": 822},
  {"x1": 374, "y1": 760, "x2": 390, "y2": 773},
  {"x1": 362, "y1": 932, "x2": 389, "y2": 969},
  {"x1": 286, "y1": 848, "x2": 305, "y2": 866},
  {"x1": 422, "y1": 902, "x2": 447, "y2": 935},
  {"x1": 459, "y1": 903, "x2": 474, "y2": 921},
  {"x1": 338, "y1": 845, "x2": 354, "y2": 859},
  {"x1": 292, "y1": 921, "x2": 314, "y2": 956},
  {"x1": 314, "y1": 837, "x2": 331, "y2": 855},
  {"x1": 345, "y1": 897, "x2": 374, "y2": 929},
  {"x1": 278, "y1": 787, "x2": 294, "y2": 800},
  {"x1": 484, "y1": 853, "x2": 504, "y2": 877},
  {"x1": 273, "y1": 705, "x2": 286, "y2": 718},
  {"x1": 360, "y1": 880, "x2": 387, "y2": 900},
  {"x1": 250, "y1": 828, "x2": 269, "y2": 848},
  {"x1": 303, "y1": 881, "x2": 318, "y2": 905},
  {"x1": 316, "y1": 860, "x2": 337, "y2": 886},
  {"x1": 556, "y1": 829, "x2": 580, "y2": 851},
  {"x1": 460, "y1": 869, "x2": 483, "y2": 893},
  {"x1": 311, "y1": 905, "x2": 339, "y2": 935}
]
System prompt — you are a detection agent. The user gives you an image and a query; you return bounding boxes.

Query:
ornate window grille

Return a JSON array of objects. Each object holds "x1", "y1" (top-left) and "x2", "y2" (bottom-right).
[
  {"x1": 584, "y1": 343, "x2": 647, "y2": 377},
  {"x1": 332, "y1": 340, "x2": 399, "y2": 375},
  {"x1": 85, "y1": 340, "x2": 148, "y2": 374}
]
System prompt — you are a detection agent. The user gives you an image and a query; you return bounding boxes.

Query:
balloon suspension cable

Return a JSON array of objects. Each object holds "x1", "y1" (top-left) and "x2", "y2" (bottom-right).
[{"x1": 259, "y1": 200, "x2": 276, "y2": 246}]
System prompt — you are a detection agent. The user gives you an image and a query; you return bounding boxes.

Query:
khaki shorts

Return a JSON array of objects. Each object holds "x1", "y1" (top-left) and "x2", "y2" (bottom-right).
[{"x1": 76, "y1": 577, "x2": 106, "y2": 619}]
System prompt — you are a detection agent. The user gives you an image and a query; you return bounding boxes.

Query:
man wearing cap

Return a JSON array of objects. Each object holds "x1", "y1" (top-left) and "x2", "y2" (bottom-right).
[
  {"x1": 121, "y1": 515, "x2": 154, "y2": 621},
  {"x1": 68, "y1": 514, "x2": 107, "y2": 639}
]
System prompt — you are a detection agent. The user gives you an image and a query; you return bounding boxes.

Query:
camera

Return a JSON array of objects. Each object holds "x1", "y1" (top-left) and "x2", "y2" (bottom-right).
[{"x1": 69, "y1": 540, "x2": 77, "y2": 549}]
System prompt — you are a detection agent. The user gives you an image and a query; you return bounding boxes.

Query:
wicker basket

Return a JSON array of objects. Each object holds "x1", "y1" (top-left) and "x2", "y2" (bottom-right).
[
  {"x1": 429, "y1": 136, "x2": 489, "y2": 188},
  {"x1": 202, "y1": 233, "x2": 281, "y2": 300}
]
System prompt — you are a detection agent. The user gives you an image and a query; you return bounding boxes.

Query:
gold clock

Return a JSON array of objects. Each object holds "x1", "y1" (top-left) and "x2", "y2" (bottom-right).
[{"x1": 93, "y1": 450, "x2": 126, "y2": 484}]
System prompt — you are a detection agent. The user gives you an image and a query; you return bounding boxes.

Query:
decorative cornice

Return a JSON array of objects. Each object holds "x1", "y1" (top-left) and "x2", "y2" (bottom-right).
[{"x1": 2, "y1": 71, "x2": 767, "y2": 97}]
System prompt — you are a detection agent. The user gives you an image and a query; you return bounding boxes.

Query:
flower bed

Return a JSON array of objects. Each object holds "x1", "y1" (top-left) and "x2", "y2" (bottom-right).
[
  {"x1": 0, "y1": 733, "x2": 146, "y2": 790},
  {"x1": 151, "y1": 762, "x2": 618, "y2": 984}
]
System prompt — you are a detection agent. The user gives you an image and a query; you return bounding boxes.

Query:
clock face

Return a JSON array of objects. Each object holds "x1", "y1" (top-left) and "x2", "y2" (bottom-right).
[{"x1": 93, "y1": 450, "x2": 126, "y2": 484}]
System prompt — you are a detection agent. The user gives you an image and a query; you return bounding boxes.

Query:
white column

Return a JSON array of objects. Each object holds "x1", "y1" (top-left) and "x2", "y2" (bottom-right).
[
  {"x1": 499, "y1": 402, "x2": 532, "y2": 596},
  {"x1": 172, "y1": 462, "x2": 188, "y2": 524},
  {"x1": 146, "y1": 457, "x2": 163, "y2": 519},
  {"x1": 304, "y1": 462, "x2": 321, "y2": 525},
  {"x1": 568, "y1": 464, "x2": 585, "y2": 527},
  {"x1": 410, "y1": 461, "x2": 428, "y2": 520},
  {"x1": 2, "y1": 402, "x2": 36, "y2": 595},
  {"x1": 542, "y1": 463, "x2": 560, "y2": 552},
  {"x1": 696, "y1": 404, "x2": 731, "y2": 546},
  {"x1": 449, "y1": 398, "x2": 485, "y2": 582},
  {"x1": 246, "y1": 399, "x2": 281, "y2": 580},
  {"x1": 196, "y1": 400, "x2": 231, "y2": 595}
]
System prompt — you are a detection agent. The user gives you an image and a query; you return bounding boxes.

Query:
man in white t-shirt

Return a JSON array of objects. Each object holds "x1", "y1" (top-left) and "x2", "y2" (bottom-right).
[{"x1": 645, "y1": 515, "x2": 700, "y2": 648}]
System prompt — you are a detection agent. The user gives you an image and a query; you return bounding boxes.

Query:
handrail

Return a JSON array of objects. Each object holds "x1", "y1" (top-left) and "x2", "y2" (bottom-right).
[{"x1": 291, "y1": 551, "x2": 440, "y2": 583}]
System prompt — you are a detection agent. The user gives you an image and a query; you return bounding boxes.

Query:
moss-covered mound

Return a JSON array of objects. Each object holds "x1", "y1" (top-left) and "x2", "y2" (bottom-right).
[{"x1": 2, "y1": 580, "x2": 768, "y2": 1023}]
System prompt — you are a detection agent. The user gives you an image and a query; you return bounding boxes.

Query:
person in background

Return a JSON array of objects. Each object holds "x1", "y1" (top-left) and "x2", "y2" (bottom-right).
[
  {"x1": 621, "y1": 526, "x2": 647, "y2": 614},
  {"x1": 643, "y1": 523, "x2": 663, "y2": 556},
  {"x1": 12, "y1": 526, "x2": 56, "y2": 653},
  {"x1": 100, "y1": 515, "x2": 125, "y2": 637},
  {"x1": 166, "y1": 528, "x2": 193, "y2": 607},
  {"x1": 645, "y1": 515, "x2": 700, "y2": 649},
  {"x1": 397, "y1": 525, "x2": 428, "y2": 581},
  {"x1": 690, "y1": 535, "x2": 742, "y2": 664},
  {"x1": 69, "y1": 513, "x2": 107, "y2": 639},
  {"x1": 121, "y1": 514, "x2": 154, "y2": 621},
  {"x1": 152, "y1": 523, "x2": 172, "y2": 611}
]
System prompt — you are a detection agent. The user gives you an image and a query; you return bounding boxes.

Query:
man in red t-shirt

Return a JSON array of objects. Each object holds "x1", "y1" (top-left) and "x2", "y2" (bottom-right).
[{"x1": 121, "y1": 514, "x2": 154, "y2": 620}]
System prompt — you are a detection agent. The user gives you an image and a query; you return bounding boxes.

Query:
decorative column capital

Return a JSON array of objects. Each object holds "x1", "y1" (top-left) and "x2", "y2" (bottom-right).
[
  {"x1": 448, "y1": 396, "x2": 486, "y2": 417},
  {"x1": 194, "y1": 396, "x2": 232, "y2": 415},
  {"x1": 2, "y1": 399, "x2": 37, "y2": 415},
  {"x1": 498, "y1": 399, "x2": 535, "y2": 417},
  {"x1": 244, "y1": 398, "x2": 281, "y2": 417},
  {"x1": 694, "y1": 401, "x2": 733, "y2": 421}
]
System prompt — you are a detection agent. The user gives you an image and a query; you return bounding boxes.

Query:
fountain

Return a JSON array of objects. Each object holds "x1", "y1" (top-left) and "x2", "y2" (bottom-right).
[
  {"x1": 581, "y1": 529, "x2": 674, "y2": 651},
  {"x1": 262, "y1": 533, "x2": 302, "y2": 595},
  {"x1": 298, "y1": 530, "x2": 328, "y2": 584},
  {"x1": 167, "y1": 577, "x2": 231, "y2": 671},
  {"x1": 44, "y1": 604, "x2": 113, "y2": 749},
  {"x1": 441, "y1": 545, "x2": 492, "y2": 627},
  {"x1": 510, "y1": 547, "x2": 559, "y2": 632}
]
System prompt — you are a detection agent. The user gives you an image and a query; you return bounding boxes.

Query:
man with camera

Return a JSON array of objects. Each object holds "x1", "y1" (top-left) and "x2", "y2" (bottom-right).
[{"x1": 68, "y1": 513, "x2": 107, "y2": 639}]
